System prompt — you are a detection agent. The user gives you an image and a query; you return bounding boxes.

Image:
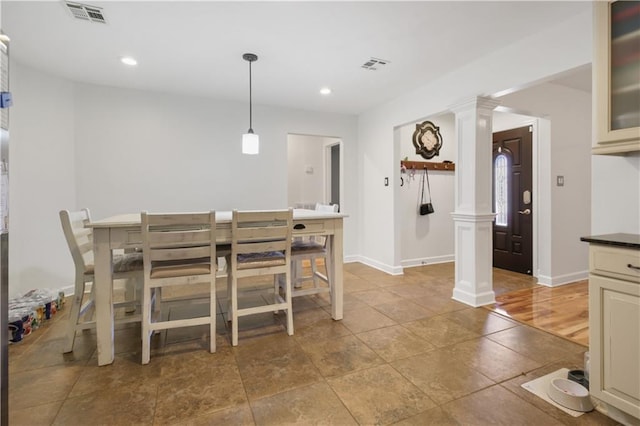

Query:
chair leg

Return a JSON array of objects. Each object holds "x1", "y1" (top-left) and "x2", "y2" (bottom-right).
[
  {"x1": 124, "y1": 277, "x2": 137, "y2": 314},
  {"x1": 230, "y1": 272, "x2": 239, "y2": 346},
  {"x1": 63, "y1": 274, "x2": 86, "y2": 353},
  {"x1": 141, "y1": 284, "x2": 152, "y2": 365},
  {"x1": 284, "y1": 271, "x2": 294, "y2": 336},
  {"x1": 310, "y1": 256, "x2": 320, "y2": 289},
  {"x1": 210, "y1": 276, "x2": 216, "y2": 354}
]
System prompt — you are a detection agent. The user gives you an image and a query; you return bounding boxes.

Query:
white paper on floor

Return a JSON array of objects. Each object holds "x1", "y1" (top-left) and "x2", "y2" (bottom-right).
[{"x1": 521, "y1": 368, "x2": 589, "y2": 417}]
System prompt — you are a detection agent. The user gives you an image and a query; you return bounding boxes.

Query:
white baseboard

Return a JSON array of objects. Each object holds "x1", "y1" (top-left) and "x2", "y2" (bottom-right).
[
  {"x1": 348, "y1": 255, "x2": 403, "y2": 275},
  {"x1": 401, "y1": 255, "x2": 454, "y2": 269},
  {"x1": 537, "y1": 270, "x2": 589, "y2": 287}
]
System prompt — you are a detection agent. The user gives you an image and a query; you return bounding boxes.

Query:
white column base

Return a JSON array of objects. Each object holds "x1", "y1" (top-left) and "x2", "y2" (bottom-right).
[{"x1": 452, "y1": 212, "x2": 496, "y2": 307}]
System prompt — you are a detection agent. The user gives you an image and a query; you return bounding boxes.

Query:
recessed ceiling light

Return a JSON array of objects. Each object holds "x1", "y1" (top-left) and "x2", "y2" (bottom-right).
[
  {"x1": 320, "y1": 87, "x2": 331, "y2": 95},
  {"x1": 120, "y1": 56, "x2": 137, "y2": 66}
]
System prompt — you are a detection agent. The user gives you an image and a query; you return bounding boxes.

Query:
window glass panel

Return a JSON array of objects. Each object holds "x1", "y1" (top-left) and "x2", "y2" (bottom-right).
[{"x1": 495, "y1": 154, "x2": 508, "y2": 226}]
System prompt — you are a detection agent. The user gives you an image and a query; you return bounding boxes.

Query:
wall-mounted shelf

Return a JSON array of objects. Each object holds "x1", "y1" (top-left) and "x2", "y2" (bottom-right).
[{"x1": 401, "y1": 160, "x2": 455, "y2": 171}]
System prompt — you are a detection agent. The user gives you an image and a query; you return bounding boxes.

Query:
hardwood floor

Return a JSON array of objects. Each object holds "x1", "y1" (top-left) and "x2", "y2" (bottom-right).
[{"x1": 487, "y1": 274, "x2": 589, "y2": 347}]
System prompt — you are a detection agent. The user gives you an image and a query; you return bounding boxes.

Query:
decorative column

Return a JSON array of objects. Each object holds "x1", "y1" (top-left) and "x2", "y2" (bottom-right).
[{"x1": 449, "y1": 96, "x2": 499, "y2": 307}]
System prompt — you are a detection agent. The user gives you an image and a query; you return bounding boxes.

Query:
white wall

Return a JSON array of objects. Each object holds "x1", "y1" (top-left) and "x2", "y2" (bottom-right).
[
  {"x1": 287, "y1": 134, "x2": 336, "y2": 207},
  {"x1": 591, "y1": 153, "x2": 640, "y2": 234},
  {"x1": 359, "y1": 8, "x2": 592, "y2": 273},
  {"x1": 498, "y1": 83, "x2": 592, "y2": 285},
  {"x1": 8, "y1": 68, "x2": 358, "y2": 297},
  {"x1": 9, "y1": 62, "x2": 76, "y2": 297},
  {"x1": 398, "y1": 113, "x2": 455, "y2": 266}
]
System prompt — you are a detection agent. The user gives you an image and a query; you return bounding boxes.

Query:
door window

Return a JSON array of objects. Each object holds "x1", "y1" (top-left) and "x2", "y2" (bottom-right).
[{"x1": 494, "y1": 153, "x2": 509, "y2": 227}]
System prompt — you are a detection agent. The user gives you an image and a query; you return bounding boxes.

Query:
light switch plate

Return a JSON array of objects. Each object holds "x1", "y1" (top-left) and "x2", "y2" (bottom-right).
[{"x1": 557, "y1": 176, "x2": 564, "y2": 187}]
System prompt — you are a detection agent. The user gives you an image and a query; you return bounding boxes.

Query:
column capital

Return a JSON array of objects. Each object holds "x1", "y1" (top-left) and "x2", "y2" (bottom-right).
[{"x1": 448, "y1": 96, "x2": 500, "y2": 114}]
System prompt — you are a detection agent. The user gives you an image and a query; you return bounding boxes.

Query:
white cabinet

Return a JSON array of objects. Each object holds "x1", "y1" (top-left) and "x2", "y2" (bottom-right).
[
  {"x1": 588, "y1": 243, "x2": 640, "y2": 421},
  {"x1": 593, "y1": 1, "x2": 640, "y2": 155}
]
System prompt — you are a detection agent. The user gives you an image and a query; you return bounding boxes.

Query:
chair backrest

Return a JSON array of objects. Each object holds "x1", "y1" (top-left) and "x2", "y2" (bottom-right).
[
  {"x1": 141, "y1": 212, "x2": 216, "y2": 282},
  {"x1": 60, "y1": 208, "x2": 93, "y2": 275},
  {"x1": 230, "y1": 209, "x2": 293, "y2": 271},
  {"x1": 315, "y1": 203, "x2": 339, "y2": 213}
]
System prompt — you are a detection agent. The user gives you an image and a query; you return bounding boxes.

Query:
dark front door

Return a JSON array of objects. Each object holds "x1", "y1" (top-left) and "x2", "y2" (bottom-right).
[{"x1": 492, "y1": 126, "x2": 533, "y2": 275}]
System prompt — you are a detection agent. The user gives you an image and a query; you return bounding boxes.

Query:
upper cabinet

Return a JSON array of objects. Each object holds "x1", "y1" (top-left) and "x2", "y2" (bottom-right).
[{"x1": 593, "y1": 1, "x2": 640, "y2": 155}]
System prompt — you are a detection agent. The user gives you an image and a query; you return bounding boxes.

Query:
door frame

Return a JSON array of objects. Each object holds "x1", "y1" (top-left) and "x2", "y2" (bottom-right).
[
  {"x1": 323, "y1": 139, "x2": 343, "y2": 209},
  {"x1": 492, "y1": 113, "x2": 542, "y2": 279}
]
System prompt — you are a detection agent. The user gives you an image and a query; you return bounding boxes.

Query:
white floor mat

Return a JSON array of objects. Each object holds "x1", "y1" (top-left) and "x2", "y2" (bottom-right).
[{"x1": 521, "y1": 368, "x2": 589, "y2": 417}]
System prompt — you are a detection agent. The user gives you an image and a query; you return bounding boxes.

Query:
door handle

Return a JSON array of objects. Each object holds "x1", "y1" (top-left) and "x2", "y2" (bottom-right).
[{"x1": 518, "y1": 209, "x2": 531, "y2": 215}]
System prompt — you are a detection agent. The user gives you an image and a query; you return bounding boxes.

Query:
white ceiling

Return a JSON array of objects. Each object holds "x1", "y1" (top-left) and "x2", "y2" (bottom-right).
[{"x1": 2, "y1": 1, "x2": 591, "y2": 115}]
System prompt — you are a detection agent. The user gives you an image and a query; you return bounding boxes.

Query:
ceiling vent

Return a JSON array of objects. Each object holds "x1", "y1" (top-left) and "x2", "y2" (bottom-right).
[
  {"x1": 65, "y1": 2, "x2": 106, "y2": 24},
  {"x1": 361, "y1": 57, "x2": 390, "y2": 71}
]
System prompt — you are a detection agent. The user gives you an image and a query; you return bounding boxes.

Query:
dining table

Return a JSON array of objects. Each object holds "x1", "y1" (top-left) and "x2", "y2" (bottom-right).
[{"x1": 88, "y1": 209, "x2": 346, "y2": 366}]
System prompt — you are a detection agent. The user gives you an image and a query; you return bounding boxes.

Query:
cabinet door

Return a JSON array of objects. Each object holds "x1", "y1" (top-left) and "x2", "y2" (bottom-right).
[
  {"x1": 591, "y1": 275, "x2": 640, "y2": 418},
  {"x1": 594, "y1": 1, "x2": 640, "y2": 150}
]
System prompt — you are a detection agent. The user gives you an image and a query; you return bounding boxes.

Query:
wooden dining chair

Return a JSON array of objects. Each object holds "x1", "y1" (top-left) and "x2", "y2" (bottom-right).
[
  {"x1": 60, "y1": 208, "x2": 143, "y2": 353},
  {"x1": 227, "y1": 209, "x2": 293, "y2": 346},
  {"x1": 140, "y1": 211, "x2": 217, "y2": 364},
  {"x1": 287, "y1": 203, "x2": 338, "y2": 297}
]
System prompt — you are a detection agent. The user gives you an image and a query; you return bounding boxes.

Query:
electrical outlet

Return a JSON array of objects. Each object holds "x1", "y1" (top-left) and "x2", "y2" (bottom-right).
[
  {"x1": 557, "y1": 176, "x2": 564, "y2": 187},
  {"x1": 384, "y1": 177, "x2": 389, "y2": 186}
]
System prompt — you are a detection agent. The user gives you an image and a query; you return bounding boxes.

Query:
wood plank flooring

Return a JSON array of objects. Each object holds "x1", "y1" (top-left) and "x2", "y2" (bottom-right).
[{"x1": 486, "y1": 278, "x2": 589, "y2": 347}]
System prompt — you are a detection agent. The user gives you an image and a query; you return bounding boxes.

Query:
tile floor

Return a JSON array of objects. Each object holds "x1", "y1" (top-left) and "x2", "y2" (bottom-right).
[{"x1": 8, "y1": 262, "x2": 618, "y2": 425}]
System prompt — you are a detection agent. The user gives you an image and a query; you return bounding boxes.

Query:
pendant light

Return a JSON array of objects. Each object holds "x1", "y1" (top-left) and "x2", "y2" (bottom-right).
[{"x1": 242, "y1": 53, "x2": 259, "y2": 155}]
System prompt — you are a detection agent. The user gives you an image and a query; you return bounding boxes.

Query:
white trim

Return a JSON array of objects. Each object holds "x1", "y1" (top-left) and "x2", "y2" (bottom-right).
[
  {"x1": 401, "y1": 255, "x2": 454, "y2": 268},
  {"x1": 452, "y1": 287, "x2": 496, "y2": 307},
  {"x1": 349, "y1": 255, "x2": 404, "y2": 275},
  {"x1": 537, "y1": 270, "x2": 589, "y2": 287}
]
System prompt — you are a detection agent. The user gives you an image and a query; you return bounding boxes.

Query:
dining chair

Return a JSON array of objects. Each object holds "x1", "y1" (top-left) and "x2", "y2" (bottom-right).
[
  {"x1": 288, "y1": 203, "x2": 338, "y2": 297},
  {"x1": 227, "y1": 209, "x2": 293, "y2": 346},
  {"x1": 60, "y1": 208, "x2": 143, "y2": 353},
  {"x1": 140, "y1": 211, "x2": 217, "y2": 364}
]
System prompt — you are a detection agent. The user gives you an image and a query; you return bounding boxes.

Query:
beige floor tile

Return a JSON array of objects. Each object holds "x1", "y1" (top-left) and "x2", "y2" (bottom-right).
[
  {"x1": 402, "y1": 315, "x2": 480, "y2": 348},
  {"x1": 443, "y1": 337, "x2": 541, "y2": 382},
  {"x1": 442, "y1": 308, "x2": 519, "y2": 335},
  {"x1": 351, "y1": 288, "x2": 405, "y2": 306},
  {"x1": 411, "y1": 293, "x2": 467, "y2": 315},
  {"x1": 153, "y1": 359, "x2": 247, "y2": 424},
  {"x1": 442, "y1": 384, "x2": 563, "y2": 425},
  {"x1": 373, "y1": 299, "x2": 436, "y2": 323},
  {"x1": 289, "y1": 307, "x2": 332, "y2": 328},
  {"x1": 340, "y1": 306, "x2": 396, "y2": 334},
  {"x1": 184, "y1": 403, "x2": 255, "y2": 426},
  {"x1": 69, "y1": 352, "x2": 162, "y2": 398},
  {"x1": 343, "y1": 277, "x2": 379, "y2": 293},
  {"x1": 234, "y1": 336, "x2": 323, "y2": 401},
  {"x1": 486, "y1": 325, "x2": 586, "y2": 363},
  {"x1": 53, "y1": 381, "x2": 158, "y2": 426},
  {"x1": 10, "y1": 364, "x2": 85, "y2": 410},
  {"x1": 294, "y1": 317, "x2": 353, "y2": 345},
  {"x1": 9, "y1": 400, "x2": 63, "y2": 426},
  {"x1": 357, "y1": 325, "x2": 435, "y2": 362},
  {"x1": 392, "y1": 349, "x2": 495, "y2": 405},
  {"x1": 10, "y1": 334, "x2": 94, "y2": 372},
  {"x1": 328, "y1": 364, "x2": 436, "y2": 425},
  {"x1": 392, "y1": 406, "x2": 459, "y2": 426},
  {"x1": 250, "y1": 382, "x2": 358, "y2": 425},
  {"x1": 300, "y1": 334, "x2": 384, "y2": 377}
]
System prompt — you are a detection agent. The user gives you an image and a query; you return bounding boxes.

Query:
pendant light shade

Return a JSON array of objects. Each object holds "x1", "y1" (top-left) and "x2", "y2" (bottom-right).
[{"x1": 242, "y1": 53, "x2": 259, "y2": 155}]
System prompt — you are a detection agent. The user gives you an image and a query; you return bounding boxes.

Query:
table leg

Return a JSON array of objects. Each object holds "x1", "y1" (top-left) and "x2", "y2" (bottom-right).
[
  {"x1": 94, "y1": 228, "x2": 115, "y2": 366},
  {"x1": 330, "y1": 219, "x2": 344, "y2": 320}
]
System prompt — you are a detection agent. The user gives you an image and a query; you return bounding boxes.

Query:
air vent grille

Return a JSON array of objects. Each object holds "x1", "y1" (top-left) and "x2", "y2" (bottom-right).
[
  {"x1": 65, "y1": 2, "x2": 106, "y2": 24},
  {"x1": 361, "y1": 57, "x2": 390, "y2": 71}
]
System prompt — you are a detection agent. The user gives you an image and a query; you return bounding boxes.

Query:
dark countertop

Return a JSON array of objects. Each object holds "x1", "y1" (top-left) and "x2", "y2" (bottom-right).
[{"x1": 580, "y1": 233, "x2": 640, "y2": 249}]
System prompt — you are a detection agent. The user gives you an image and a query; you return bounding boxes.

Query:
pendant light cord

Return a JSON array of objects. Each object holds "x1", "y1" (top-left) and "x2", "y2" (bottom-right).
[{"x1": 248, "y1": 60, "x2": 253, "y2": 132}]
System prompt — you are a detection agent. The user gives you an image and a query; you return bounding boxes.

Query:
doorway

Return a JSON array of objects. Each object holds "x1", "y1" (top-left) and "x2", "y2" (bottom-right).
[
  {"x1": 492, "y1": 125, "x2": 533, "y2": 275},
  {"x1": 287, "y1": 134, "x2": 342, "y2": 209}
]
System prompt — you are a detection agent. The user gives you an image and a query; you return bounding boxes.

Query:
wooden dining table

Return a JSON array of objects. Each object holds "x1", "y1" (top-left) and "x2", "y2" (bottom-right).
[{"x1": 88, "y1": 209, "x2": 346, "y2": 366}]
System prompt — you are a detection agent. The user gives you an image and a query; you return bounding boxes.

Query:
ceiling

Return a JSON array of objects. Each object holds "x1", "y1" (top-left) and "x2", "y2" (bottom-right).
[{"x1": 2, "y1": 1, "x2": 591, "y2": 115}]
